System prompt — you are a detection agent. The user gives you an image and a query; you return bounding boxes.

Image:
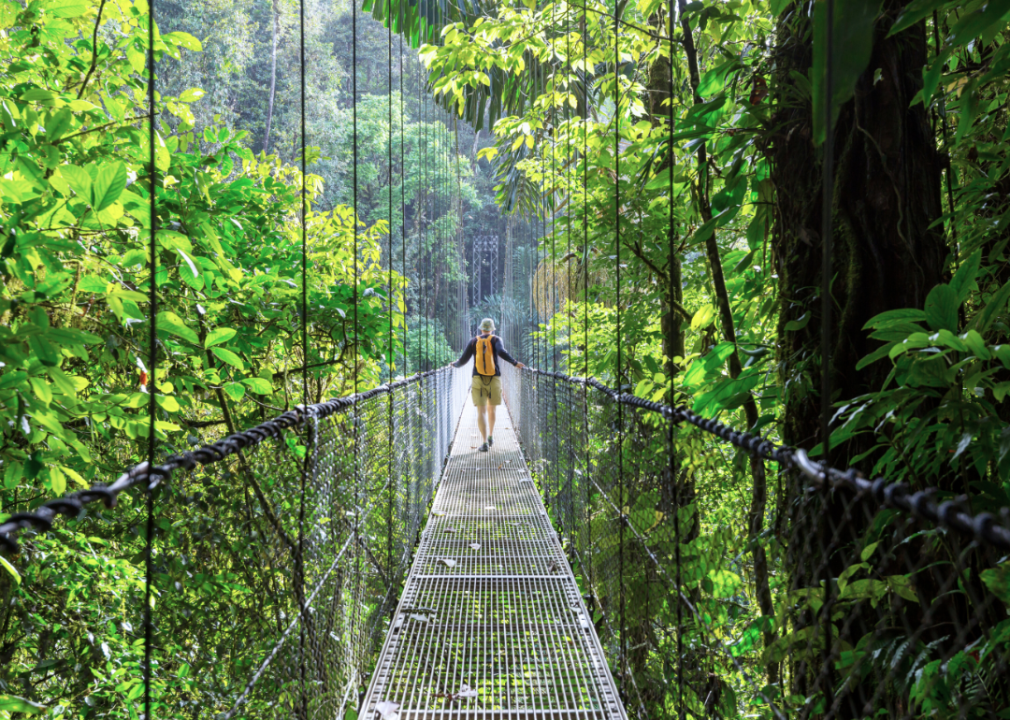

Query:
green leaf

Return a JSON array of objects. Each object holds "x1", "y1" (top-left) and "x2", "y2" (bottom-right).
[
  {"x1": 223, "y1": 382, "x2": 246, "y2": 401},
  {"x1": 690, "y1": 305, "x2": 717, "y2": 331},
  {"x1": 784, "y1": 312, "x2": 811, "y2": 332},
  {"x1": 164, "y1": 31, "x2": 203, "y2": 51},
  {"x1": 204, "y1": 328, "x2": 238, "y2": 348},
  {"x1": 924, "y1": 284, "x2": 959, "y2": 332},
  {"x1": 950, "y1": 249, "x2": 981, "y2": 302},
  {"x1": 980, "y1": 563, "x2": 1010, "y2": 604},
  {"x1": 813, "y1": 0, "x2": 883, "y2": 146},
  {"x1": 863, "y1": 307, "x2": 929, "y2": 329},
  {"x1": 60, "y1": 165, "x2": 92, "y2": 199},
  {"x1": 0, "y1": 556, "x2": 21, "y2": 585},
  {"x1": 947, "y1": 0, "x2": 1010, "y2": 49},
  {"x1": 0, "y1": 695, "x2": 45, "y2": 714},
  {"x1": 889, "y1": 0, "x2": 949, "y2": 37},
  {"x1": 91, "y1": 162, "x2": 127, "y2": 211},
  {"x1": 156, "y1": 311, "x2": 199, "y2": 345},
  {"x1": 179, "y1": 88, "x2": 206, "y2": 102},
  {"x1": 241, "y1": 377, "x2": 274, "y2": 395},
  {"x1": 212, "y1": 347, "x2": 245, "y2": 370},
  {"x1": 974, "y1": 280, "x2": 1010, "y2": 334},
  {"x1": 28, "y1": 336, "x2": 60, "y2": 367},
  {"x1": 962, "y1": 330, "x2": 991, "y2": 360}
]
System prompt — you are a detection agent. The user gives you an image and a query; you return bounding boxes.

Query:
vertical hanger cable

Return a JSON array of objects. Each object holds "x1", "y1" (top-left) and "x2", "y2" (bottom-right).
[
  {"x1": 143, "y1": 0, "x2": 157, "y2": 713},
  {"x1": 297, "y1": 0, "x2": 308, "y2": 709},
  {"x1": 614, "y1": 0, "x2": 626, "y2": 695}
]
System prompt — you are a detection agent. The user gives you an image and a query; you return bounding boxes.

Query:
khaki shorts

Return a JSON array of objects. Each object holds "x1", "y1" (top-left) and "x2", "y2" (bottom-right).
[{"x1": 471, "y1": 374, "x2": 502, "y2": 407}]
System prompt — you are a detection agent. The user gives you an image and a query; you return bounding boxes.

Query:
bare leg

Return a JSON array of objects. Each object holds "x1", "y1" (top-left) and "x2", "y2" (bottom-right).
[
  {"x1": 476, "y1": 405, "x2": 488, "y2": 442},
  {"x1": 487, "y1": 404, "x2": 497, "y2": 439}
]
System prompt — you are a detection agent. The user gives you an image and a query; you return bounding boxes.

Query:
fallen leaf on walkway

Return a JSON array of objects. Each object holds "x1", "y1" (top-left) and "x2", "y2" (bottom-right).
[
  {"x1": 433, "y1": 511, "x2": 445, "y2": 517},
  {"x1": 469, "y1": 543, "x2": 481, "y2": 551},
  {"x1": 439, "y1": 558, "x2": 457, "y2": 568},
  {"x1": 409, "y1": 614, "x2": 430, "y2": 623},
  {"x1": 376, "y1": 701, "x2": 400, "y2": 720},
  {"x1": 518, "y1": 478, "x2": 532, "y2": 483},
  {"x1": 484, "y1": 506, "x2": 496, "y2": 511},
  {"x1": 443, "y1": 527, "x2": 457, "y2": 533},
  {"x1": 457, "y1": 684, "x2": 478, "y2": 699}
]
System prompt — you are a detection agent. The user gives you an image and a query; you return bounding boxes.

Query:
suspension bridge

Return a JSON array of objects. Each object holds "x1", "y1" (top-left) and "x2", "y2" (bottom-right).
[
  {"x1": 3, "y1": 360, "x2": 1009, "y2": 718},
  {"x1": 2, "y1": 0, "x2": 1010, "y2": 715}
]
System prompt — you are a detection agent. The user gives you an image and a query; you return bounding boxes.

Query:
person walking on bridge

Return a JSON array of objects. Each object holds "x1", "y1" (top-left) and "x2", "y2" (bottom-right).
[{"x1": 449, "y1": 318, "x2": 525, "y2": 452}]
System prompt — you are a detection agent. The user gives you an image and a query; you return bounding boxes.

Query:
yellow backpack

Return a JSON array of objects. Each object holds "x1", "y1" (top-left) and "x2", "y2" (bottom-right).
[{"x1": 475, "y1": 334, "x2": 496, "y2": 376}]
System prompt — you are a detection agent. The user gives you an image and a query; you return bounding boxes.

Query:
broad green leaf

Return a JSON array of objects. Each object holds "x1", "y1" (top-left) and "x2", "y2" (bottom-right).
[
  {"x1": 961, "y1": 330, "x2": 990, "y2": 360},
  {"x1": 924, "y1": 284, "x2": 958, "y2": 332},
  {"x1": 863, "y1": 308, "x2": 929, "y2": 329},
  {"x1": 241, "y1": 377, "x2": 274, "y2": 395},
  {"x1": 224, "y1": 382, "x2": 246, "y2": 401},
  {"x1": 784, "y1": 312, "x2": 811, "y2": 332},
  {"x1": 212, "y1": 347, "x2": 245, "y2": 370},
  {"x1": 179, "y1": 88, "x2": 206, "y2": 102},
  {"x1": 28, "y1": 336, "x2": 60, "y2": 367},
  {"x1": 60, "y1": 165, "x2": 92, "y2": 199},
  {"x1": 164, "y1": 31, "x2": 203, "y2": 51},
  {"x1": 813, "y1": 0, "x2": 883, "y2": 146},
  {"x1": 205, "y1": 328, "x2": 238, "y2": 348},
  {"x1": 690, "y1": 305, "x2": 717, "y2": 331},
  {"x1": 91, "y1": 162, "x2": 127, "y2": 211},
  {"x1": 980, "y1": 563, "x2": 1010, "y2": 604},
  {"x1": 950, "y1": 249, "x2": 981, "y2": 302},
  {"x1": 889, "y1": 0, "x2": 950, "y2": 36},
  {"x1": 156, "y1": 311, "x2": 199, "y2": 345},
  {"x1": 0, "y1": 695, "x2": 45, "y2": 714}
]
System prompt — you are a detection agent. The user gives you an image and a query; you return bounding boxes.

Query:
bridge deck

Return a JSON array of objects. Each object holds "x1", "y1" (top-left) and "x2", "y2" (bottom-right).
[{"x1": 362, "y1": 404, "x2": 626, "y2": 720}]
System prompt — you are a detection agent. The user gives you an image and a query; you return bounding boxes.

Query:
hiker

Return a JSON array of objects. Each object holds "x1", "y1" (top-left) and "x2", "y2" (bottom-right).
[{"x1": 449, "y1": 318, "x2": 525, "y2": 452}]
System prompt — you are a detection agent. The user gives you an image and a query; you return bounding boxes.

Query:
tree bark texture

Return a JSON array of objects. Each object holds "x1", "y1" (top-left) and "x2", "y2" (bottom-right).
[
  {"x1": 768, "y1": 3, "x2": 947, "y2": 713},
  {"x1": 769, "y1": 1, "x2": 946, "y2": 463}
]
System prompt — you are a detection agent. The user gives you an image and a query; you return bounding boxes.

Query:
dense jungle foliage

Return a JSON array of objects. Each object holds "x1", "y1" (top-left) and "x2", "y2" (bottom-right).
[{"x1": 1, "y1": 0, "x2": 1010, "y2": 716}]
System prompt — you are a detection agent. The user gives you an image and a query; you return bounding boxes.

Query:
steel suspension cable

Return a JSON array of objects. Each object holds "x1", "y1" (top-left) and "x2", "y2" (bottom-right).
[
  {"x1": 297, "y1": 0, "x2": 309, "y2": 709},
  {"x1": 613, "y1": 0, "x2": 626, "y2": 697},
  {"x1": 667, "y1": 3, "x2": 684, "y2": 717},
  {"x1": 819, "y1": 0, "x2": 837, "y2": 712},
  {"x1": 143, "y1": 0, "x2": 156, "y2": 712}
]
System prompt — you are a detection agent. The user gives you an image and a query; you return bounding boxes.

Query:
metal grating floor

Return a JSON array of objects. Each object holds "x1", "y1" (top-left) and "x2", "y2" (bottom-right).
[{"x1": 362, "y1": 404, "x2": 626, "y2": 720}]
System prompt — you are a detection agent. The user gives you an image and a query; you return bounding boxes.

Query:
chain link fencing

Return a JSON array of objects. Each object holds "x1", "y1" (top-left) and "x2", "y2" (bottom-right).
[
  {"x1": 0, "y1": 366, "x2": 468, "y2": 719},
  {"x1": 503, "y1": 364, "x2": 1010, "y2": 720}
]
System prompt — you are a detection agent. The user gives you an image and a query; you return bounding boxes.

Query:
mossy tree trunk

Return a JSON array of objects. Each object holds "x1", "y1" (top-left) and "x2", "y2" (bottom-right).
[
  {"x1": 768, "y1": 2, "x2": 947, "y2": 712},
  {"x1": 770, "y1": 1, "x2": 946, "y2": 460}
]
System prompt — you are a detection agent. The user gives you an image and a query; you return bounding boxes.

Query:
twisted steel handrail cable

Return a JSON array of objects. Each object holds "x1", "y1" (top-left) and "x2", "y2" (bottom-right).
[{"x1": 0, "y1": 369, "x2": 449, "y2": 553}]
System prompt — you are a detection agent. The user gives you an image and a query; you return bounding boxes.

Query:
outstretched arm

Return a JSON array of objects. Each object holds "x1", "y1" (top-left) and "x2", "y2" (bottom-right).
[
  {"x1": 451, "y1": 340, "x2": 474, "y2": 368},
  {"x1": 494, "y1": 339, "x2": 525, "y2": 369}
]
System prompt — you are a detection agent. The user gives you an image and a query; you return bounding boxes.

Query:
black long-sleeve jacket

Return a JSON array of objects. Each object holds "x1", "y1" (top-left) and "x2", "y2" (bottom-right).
[{"x1": 452, "y1": 334, "x2": 518, "y2": 376}]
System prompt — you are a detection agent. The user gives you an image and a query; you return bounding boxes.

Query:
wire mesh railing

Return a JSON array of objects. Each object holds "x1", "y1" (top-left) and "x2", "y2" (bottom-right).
[
  {"x1": 503, "y1": 364, "x2": 1010, "y2": 720},
  {"x1": 0, "y1": 366, "x2": 468, "y2": 718}
]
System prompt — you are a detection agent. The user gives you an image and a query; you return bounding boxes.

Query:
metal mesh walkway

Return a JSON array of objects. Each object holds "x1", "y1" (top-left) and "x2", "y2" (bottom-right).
[{"x1": 362, "y1": 404, "x2": 627, "y2": 720}]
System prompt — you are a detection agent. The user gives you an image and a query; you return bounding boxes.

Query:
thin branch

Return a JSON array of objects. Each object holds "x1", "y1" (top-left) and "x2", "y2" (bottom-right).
[
  {"x1": 77, "y1": 0, "x2": 109, "y2": 100},
  {"x1": 55, "y1": 114, "x2": 151, "y2": 145}
]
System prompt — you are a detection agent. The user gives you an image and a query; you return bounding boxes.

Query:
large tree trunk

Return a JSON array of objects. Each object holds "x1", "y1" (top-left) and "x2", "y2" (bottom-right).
[
  {"x1": 769, "y1": 1, "x2": 946, "y2": 462},
  {"x1": 768, "y1": 2, "x2": 946, "y2": 714}
]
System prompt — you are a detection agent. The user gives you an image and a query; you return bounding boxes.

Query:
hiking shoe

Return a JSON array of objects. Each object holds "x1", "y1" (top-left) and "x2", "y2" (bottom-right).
[
  {"x1": 478, "y1": 442, "x2": 489, "y2": 453},
  {"x1": 487, "y1": 435, "x2": 494, "y2": 448}
]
